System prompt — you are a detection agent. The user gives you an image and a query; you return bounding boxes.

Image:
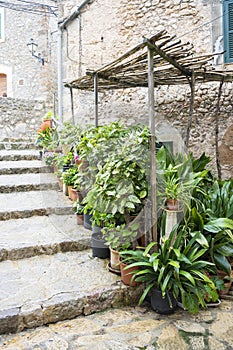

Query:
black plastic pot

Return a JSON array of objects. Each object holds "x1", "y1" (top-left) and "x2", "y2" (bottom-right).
[
  {"x1": 84, "y1": 212, "x2": 92, "y2": 230},
  {"x1": 62, "y1": 165, "x2": 72, "y2": 172},
  {"x1": 150, "y1": 288, "x2": 177, "y2": 314},
  {"x1": 91, "y1": 232, "x2": 110, "y2": 259}
]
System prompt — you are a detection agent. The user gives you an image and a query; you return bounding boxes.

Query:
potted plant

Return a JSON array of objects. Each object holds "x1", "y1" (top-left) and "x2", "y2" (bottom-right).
[
  {"x1": 119, "y1": 249, "x2": 141, "y2": 287},
  {"x1": 121, "y1": 228, "x2": 218, "y2": 314},
  {"x1": 102, "y1": 222, "x2": 140, "y2": 272},
  {"x1": 156, "y1": 147, "x2": 210, "y2": 212},
  {"x1": 42, "y1": 110, "x2": 53, "y2": 128},
  {"x1": 62, "y1": 151, "x2": 74, "y2": 172},
  {"x1": 43, "y1": 151, "x2": 58, "y2": 167},
  {"x1": 91, "y1": 229, "x2": 110, "y2": 259},
  {"x1": 72, "y1": 200, "x2": 84, "y2": 225},
  {"x1": 62, "y1": 166, "x2": 79, "y2": 198},
  {"x1": 183, "y1": 178, "x2": 233, "y2": 276}
]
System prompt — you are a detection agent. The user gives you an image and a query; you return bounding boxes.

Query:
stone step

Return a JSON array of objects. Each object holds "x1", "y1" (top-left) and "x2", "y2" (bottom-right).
[
  {"x1": 0, "y1": 142, "x2": 36, "y2": 150},
  {"x1": 0, "y1": 215, "x2": 91, "y2": 262},
  {"x1": 0, "y1": 160, "x2": 52, "y2": 175},
  {"x1": 0, "y1": 250, "x2": 142, "y2": 334},
  {"x1": 0, "y1": 190, "x2": 73, "y2": 220},
  {"x1": 0, "y1": 137, "x2": 34, "y2": 143},
  {"x1": 0, "y1": 150, "x2": 40, "y2": 161},
  {"x1": 0, "y1": 173, "x2": 59, "y2": 193}
]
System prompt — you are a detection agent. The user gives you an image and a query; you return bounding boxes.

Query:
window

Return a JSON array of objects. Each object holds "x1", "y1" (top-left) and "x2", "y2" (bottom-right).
[
  {"x1": 223, "y1": 0, "x2": 233, "y2": 63},
  {"x1": 0, "y1": 73, "x2": 7, "y2": 96},
  {"x1": 0, "y1": 8, "x2": 4, "y2": 42}
]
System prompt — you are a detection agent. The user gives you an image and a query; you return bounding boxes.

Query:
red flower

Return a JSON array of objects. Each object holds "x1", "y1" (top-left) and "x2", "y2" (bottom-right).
[{"x1": 40, "y1": 122, "x2": 51, "y2": 131}]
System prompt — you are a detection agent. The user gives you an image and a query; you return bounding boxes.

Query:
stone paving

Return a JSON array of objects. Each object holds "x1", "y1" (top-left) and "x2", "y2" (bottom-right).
[{"x1": 0, "y1": 301, "x2": 233, "y2": 349}]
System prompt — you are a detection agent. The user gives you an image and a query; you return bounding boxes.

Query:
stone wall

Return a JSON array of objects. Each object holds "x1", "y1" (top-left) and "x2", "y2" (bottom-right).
[
  {"x1": 0, "y1": 97, "x2": 50, "y2": 140},
  {"x1": 0, "y1": 1, "x2": 57, "y2": 102},
  {"x1": 59, "y1": 0, "x2": 233, "y2": 179}
]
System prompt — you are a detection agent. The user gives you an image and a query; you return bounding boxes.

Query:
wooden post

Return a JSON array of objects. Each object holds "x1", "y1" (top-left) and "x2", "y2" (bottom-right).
[
  {"x1": 94, "y1": 73, "x2": 99, "y2": 127},
  {"x1": 185, "y1": 71, "x2": 195, "y2": 148},
  {"x1": 147, "y1": 45, "x2": 157, "y2": 244},
  {"x1": 70, "y1": 87, "x2": 75, "y2": 125},
  {"x1": 215, "y1": 78, "x2": 224, "y2": 180}
]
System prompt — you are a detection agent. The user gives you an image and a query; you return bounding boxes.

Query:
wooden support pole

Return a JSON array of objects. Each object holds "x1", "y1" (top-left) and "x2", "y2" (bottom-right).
[
  {"x1": 148, "y1": 45, "x2": 157, "y2": 245},
  {"x1": 70, "y1": 87, "x2": 75, "y2": 125},
  {"x1": 215, "y1": 78, "x2": 224, "y2": 180},
  {"x1": 94, "y1": 73, "x2": 99, "y2": 127},
  {"x1": 185, "y1": 71, "x2": 195, "y2": 148}
]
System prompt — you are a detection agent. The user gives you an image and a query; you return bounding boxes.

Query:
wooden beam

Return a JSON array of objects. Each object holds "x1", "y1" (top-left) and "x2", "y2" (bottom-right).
[
  {"x1": 148, "y1": 45, "x2": 157, "y2": 245},
  {"x1": 144, "y1": 38, "x2": 191, "y2": 77}
]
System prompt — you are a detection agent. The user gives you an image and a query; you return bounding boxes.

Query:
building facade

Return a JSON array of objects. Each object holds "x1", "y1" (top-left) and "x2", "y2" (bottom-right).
[
  {"x1": 0, "y1": 1, "x2": 57, "y2": 139},
  {"x1": 58, "y1": 0, "x2": 233, "y2": 179}
]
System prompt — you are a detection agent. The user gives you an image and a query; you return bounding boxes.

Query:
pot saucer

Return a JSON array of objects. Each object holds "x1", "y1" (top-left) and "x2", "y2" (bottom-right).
[{"x1": 107, "y1": 262, "x2": 121, "y2": 275}]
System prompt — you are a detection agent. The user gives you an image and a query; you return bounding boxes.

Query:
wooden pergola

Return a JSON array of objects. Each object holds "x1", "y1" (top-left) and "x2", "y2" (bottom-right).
[{"x1": 65, "y1": 30, "x2": 233, "y2": 244}]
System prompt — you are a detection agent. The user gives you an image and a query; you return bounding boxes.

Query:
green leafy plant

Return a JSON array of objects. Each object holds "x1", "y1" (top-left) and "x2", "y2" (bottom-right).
[
  {"x1": 58, "y1": 122, "x2": 83, "y2": 148},
  {"x1": 121, "y1": 228, "x2": 218, "y2": 314},
  {"x1": 63, "y1": 151, "x2": 74, "y2": 166},
  {"x1": 156, "y1": 147, "x2": 210, "y2": 211},
  {"x1": 36, "y1": 125, "x2": 54, "y2": 149},
  {"x1": 62, "y1": 167, "x2": 79, "y2": 186},
  {"x1": 183, "y1": 178, "x2": 233, "y2": 274},
  {"x1": 102, "y1": 222, "x2": 140, "y2": 252},
  {"x1": 72, "y1": 200, "x2": 84, "y2": 215},
  {"x1": 42, "y1": 110, "x2": 53, "y2": 121},
  {"x1": 81, "y1": 125, "x2": 150, "y2": 225}
]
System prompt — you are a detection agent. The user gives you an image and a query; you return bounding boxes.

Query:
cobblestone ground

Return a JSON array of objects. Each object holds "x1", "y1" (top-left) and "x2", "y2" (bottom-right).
[{"x1": 1, "y1": 301, "x2": 233, "y2": 350}]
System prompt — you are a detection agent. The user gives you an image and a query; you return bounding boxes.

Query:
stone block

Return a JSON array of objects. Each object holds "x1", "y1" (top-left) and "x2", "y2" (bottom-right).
[
  {"x1": 43, "y1": 293, "x2": 85, "y2": 325},
  {"x1": 19, "y1": 303, "x2": 43, "y2": 331},
  {"x1": 0, "y1": 307, "x2": 19, "y2": 334}
]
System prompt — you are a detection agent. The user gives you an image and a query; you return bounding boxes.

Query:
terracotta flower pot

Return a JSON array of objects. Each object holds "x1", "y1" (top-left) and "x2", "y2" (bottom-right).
[
  {"x1": 57, "y1": 177, "x2": 63, "y2": 191},
  {"x1": 68, "y1": 185, "x2": 73, "y2": 199},
  {"x1": 166, "y1": 199, "x2": 179, "y2": 211},
  {"x1": 75, "y1": 159, "x2": 82, "y2": 166},
  {"x1": 217, "y1": 269, "x2": 232, "y2": 296},
  {"x1": 70, "y1": 188, "x2": 78, "y2": 201},
  {"x1": 43, "y1": 119, "x2": 52, "y2": 128},
  {"x1": 76, "y1": 214, "x2": 84, "y2": 225},
  {"x1": 120, "y1": 261, "x2": 139, "y2": 286}
]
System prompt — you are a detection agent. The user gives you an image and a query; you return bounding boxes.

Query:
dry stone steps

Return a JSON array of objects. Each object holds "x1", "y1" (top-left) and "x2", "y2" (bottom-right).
[
  {"x1": 0, "y1": 141, "x2": 36, "y2": 150},
  {"x1": 0, "y1": 250, "x2": 141, "y2": 334},
  {"x1": 0, "y1": 173, "x2": 59, "y2": 192},
  {"x1": 0, "y1": 139, "x2": 140, "y2": 335},
  {"x1": 0, "y1": 215, "x2": 91, "y2": 262},
  {"x1": 0, "y1": 190, "x2": 73, "y2": 220},
  {"x1": 0, "y1": 149, "x2": 40, "y2": 161},
  {"x1": 0, "y1": 160, "x2": 52, "y2": 174}
]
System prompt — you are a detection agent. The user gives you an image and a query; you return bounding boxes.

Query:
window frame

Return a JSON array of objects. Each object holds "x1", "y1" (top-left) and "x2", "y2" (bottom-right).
[
  {"x1": 223, "y1": 0, "x2": 233, "y2": 63},
  {"x1": 0, "y1": 8, "x2": 5, "y2": 42}
]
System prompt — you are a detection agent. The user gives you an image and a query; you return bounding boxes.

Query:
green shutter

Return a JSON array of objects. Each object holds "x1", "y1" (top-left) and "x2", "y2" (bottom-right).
[{"x1": 223, "y1": 0, "x2": 233, "y2": 63}]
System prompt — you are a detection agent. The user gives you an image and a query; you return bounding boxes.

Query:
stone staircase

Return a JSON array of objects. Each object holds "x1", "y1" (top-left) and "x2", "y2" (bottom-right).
[{"x1": 0, "y1": 139, "x2": 141, "y2": 335}]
